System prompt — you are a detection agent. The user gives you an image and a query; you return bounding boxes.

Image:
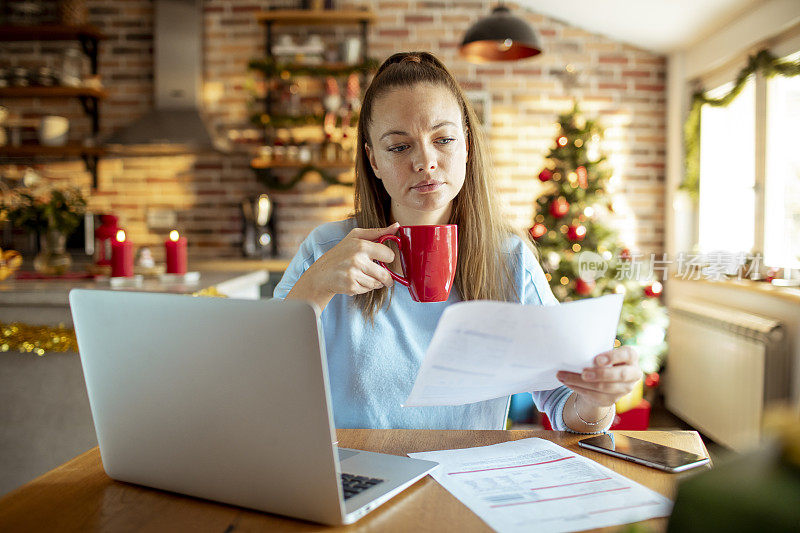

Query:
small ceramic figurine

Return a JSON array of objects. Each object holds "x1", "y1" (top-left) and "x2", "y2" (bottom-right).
[{"x1": 137, "y1": 247, "x2": 155, "y2": 269}]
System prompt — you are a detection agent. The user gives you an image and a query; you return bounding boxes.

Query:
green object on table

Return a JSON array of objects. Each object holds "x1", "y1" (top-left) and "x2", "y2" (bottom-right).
[{"x1": 668, "y1": 441, "x2": 800, "y2": 532}]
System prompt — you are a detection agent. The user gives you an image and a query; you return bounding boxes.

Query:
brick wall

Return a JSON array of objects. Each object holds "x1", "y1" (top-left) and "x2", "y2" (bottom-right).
[{"x1": 1, "y1": 0, "x2": 666, "y2": 259}]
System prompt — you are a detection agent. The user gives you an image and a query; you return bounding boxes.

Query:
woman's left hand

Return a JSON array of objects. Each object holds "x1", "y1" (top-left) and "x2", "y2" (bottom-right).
[{"x1": 556, "y1": 346, "x2": 642, "y2": 407}]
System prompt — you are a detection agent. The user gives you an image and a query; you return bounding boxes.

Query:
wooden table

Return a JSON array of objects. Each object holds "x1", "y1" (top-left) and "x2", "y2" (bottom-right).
[{"x1": 0, "y1": 429, "x2": 709, "y2": 532}]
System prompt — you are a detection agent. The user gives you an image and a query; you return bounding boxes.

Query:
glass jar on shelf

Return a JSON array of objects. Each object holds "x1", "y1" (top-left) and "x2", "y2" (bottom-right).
[
  {"x1": 61, "y1": 46, "x2": 85, "y2": 87},
  {"x1": 322, "y1": 133, "x2": 340, "y2": 162},
  {"x1": 35, "y1": 67, "x2": 57, "y2": 87},
  {"x1": 298, "y1": 143, "x2": 312, "y2": 163},
  {"x1": 10, "y1": 2, "x2": 43, "y2": 25},
  {"x1": 258, "y1": 145, "x2": 273, "y2": 163},
  {"x1": 11, "y1": 67, "x2": 30, "y2": 87},
  {"x1": 304, "y1": 35, "x2": 325, "y2": 65}
]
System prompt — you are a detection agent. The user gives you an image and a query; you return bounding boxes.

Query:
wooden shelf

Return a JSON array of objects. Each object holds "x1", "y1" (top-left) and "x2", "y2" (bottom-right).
[
  {"x1": 256, "y1": 9, "x2": 375, "y2": 25},
  {"x1": 248, "y1": 60, "x2": 378, "y2": 80},
  {"x1": 251, "y1": 158, "x2": 354, "y2": 169},
  {"x1": 0, "y1": 24, "x2": 104, "y2": 41},
  {"x1": 1, "y1": 25, "x2": 105, "y2": 189},
  {"x1": 0, "y1": 86, "x2": 107, "y2": 99},
  {"x1": 0, "y1": 143, "x2": 105, "y2": 157}
]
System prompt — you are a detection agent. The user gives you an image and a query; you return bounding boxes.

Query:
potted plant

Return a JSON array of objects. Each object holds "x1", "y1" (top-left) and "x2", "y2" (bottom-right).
[{"x1": 0, "y1": 185, "x2": 87, "y2": 275}]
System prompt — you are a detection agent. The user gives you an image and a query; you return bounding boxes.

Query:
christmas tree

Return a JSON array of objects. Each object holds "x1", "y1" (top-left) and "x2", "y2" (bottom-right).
[{"x1": 529, "y1": 104, "x2": 667, "y2": 375}]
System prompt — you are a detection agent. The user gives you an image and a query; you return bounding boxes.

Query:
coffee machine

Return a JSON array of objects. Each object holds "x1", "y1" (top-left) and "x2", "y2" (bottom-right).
[{"x1": 241, "y1": 194, "x2": 275, "y2": 257}]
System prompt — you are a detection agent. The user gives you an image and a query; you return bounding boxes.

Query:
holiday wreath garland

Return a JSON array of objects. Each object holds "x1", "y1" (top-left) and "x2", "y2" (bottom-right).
[{"x1": 682, "y1": 49, "x2": 800, "y2": 198}]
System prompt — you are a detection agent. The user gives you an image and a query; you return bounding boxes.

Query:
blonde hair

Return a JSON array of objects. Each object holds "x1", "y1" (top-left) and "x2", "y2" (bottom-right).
[{"x1": 354, "y1": 51, "x2": 522, "y2": 321}]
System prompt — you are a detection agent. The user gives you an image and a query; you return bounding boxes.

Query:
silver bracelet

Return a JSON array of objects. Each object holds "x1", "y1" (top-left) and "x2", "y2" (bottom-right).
[{"x1": 573, "y1": 396, "x2": 612, "y2": 426}]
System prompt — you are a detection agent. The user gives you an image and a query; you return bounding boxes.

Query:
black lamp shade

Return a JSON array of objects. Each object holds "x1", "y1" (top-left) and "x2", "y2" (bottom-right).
[{"x1": 460, "y1": 5, "x2": 542, "y2": 62}]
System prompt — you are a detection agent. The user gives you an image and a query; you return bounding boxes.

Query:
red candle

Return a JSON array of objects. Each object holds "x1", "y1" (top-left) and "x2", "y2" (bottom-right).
[
  {"x1": 165, "y1": 230, "x2": 188, "y2": 275},
  {"x1": 111, "y1": 229, "x2": 134, "y2": 277},
  {"x1": 94, "y1": 214, "x2": 118, "y2": 266}
]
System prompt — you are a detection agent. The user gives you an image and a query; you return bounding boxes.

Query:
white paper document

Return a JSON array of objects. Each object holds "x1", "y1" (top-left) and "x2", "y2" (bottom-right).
[
  {"x1": 409, "y1": 438, "x2": 672, "y2": 533},
  {"x1": 405, "y1": 294, "x2": 623, "y2": 406}
]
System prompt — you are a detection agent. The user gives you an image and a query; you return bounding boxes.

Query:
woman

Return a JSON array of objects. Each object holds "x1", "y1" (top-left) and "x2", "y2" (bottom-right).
[{"x1": 274, "y1": 52, "x2": 640, "y2": 432}]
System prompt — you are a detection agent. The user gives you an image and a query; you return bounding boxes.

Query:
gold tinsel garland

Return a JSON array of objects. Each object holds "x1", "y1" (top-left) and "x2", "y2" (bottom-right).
[
  {"x1": 2, "y1": 287, "x2": 228, "y2": 356},
  {"x1": 0, "y1": 322, "x2": 78, "y2": 355}
]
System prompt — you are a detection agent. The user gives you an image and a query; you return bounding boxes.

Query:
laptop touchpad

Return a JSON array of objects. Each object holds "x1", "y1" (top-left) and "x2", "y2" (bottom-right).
[{"x1": 338, "y1": 448, "x2": 359, "y2": 462}]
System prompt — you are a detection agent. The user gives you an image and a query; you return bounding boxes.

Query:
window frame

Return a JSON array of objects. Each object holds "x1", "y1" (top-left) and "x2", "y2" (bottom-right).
[{"x1": 693, "y1": 36, "x2": 800, "y2": 268}]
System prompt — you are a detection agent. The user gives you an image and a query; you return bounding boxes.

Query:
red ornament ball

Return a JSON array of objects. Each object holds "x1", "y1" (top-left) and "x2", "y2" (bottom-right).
[
  {"x1": 644, "y1": 281, "x2": 663, "y2": 298},
  {"x1": 529, "y1": 223, "x2": 547, "y2": 240},
  {"x1": 538, "y1": 169, "x2": 553, "y2": 182},
  {"x1": 575, "y1": 278, "x2": 595, "y2": 295},
  {"x1": 567, "y1": 224, "x2": 586, "y2": 241},
  {"x1": 620, "y1": 248, "x2": 631, "y2": 260},
  {"x1": 549, "y1": 197, "x2": 570, "y2": 218}
]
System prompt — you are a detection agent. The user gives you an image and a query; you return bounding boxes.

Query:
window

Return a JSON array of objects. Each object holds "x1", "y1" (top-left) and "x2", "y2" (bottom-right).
[
  {"x1": 765, "y1": 68, "x2": 800, "y2": 269},
  {"x1": 697, "y1": 51, "x2": 800, "y2": 268},
  {"x1": 698, "y1": 77, "x2": 756, "y2": 255}
]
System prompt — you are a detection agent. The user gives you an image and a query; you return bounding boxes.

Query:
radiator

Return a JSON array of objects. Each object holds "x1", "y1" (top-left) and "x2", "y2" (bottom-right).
[{"x1": 665, "y1": 300, "x2": 788, "y2": 451}]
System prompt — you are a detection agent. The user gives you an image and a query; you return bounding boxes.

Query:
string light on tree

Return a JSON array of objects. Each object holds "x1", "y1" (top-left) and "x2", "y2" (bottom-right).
[
  {"x1": 567, "y1": 172, "x2": 578, "y2": 186},
  {"x1": 546, "y1": 251, "x2": 561, "y2": 270}
]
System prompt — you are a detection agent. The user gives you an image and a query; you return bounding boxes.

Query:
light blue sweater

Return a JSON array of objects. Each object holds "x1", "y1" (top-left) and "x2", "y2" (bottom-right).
[{"x1": 274, "y1": 218, "x2": 575, "y2": 430}]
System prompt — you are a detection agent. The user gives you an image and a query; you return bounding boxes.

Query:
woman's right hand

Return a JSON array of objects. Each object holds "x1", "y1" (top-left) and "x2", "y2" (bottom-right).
[{"x1": 286, "y1": 223, "x2": 400, "y2": 310}]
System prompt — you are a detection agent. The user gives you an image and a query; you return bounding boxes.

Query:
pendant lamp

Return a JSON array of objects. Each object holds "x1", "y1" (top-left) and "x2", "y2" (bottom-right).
[{"x1": 460, "y1": 4, "x2": 542, "y2": 63}]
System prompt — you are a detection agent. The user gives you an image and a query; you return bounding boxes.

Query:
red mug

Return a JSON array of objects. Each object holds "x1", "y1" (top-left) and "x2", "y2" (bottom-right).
[{"x1": 375, "y1": 225, "x2": 458, "y2": 302}]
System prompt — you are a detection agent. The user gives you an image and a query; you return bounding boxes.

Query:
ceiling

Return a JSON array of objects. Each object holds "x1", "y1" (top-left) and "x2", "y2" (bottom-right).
[{"x1": 518, "y1": 0, "x2": 764, "y2": 53}]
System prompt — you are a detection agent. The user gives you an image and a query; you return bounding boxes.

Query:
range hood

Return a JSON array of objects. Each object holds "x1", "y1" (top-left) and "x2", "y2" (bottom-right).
[{"x1": 107, "y1": 0, "x2": 215, "y2": 149}]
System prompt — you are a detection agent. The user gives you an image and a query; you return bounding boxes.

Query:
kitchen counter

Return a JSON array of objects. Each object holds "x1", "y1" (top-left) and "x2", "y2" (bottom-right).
[
  {"x1": 191, "y1": 258, "x2": 291, "y2": 298},
  {"x1": 0, "y1": 269, "x2": 268, "y2": 328},
  {"x1": 191, "y1": 258, "x2": 291, "y2": 272},
  {"x1": 0, "y1": 270, "x2": 268, "y2": 306}
]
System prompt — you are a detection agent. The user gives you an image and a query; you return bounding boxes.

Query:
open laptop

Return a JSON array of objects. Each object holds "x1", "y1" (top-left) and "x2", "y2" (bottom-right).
[{"x1": 69, "y1": 289, "x2": 438, "y2": 525}]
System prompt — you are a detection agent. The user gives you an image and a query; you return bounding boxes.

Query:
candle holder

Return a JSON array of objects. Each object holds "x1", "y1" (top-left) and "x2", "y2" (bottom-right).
[
  {"x1": 109, "y1": 275, "x2": 143, "y2": 288},
  {"x1": 159, "y1": 271, "x2": 200, "y2": 284}
]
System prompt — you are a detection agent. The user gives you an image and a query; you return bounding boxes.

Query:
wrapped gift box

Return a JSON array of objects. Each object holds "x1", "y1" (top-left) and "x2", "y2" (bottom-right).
[{"x1": 540, "y1": 399, "x2": 651, "y2": 431}]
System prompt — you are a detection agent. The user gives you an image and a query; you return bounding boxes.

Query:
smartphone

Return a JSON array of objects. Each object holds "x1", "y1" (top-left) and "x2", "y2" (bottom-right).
[{"x1": 578, "y1": 434, "x2": 710, "y2": 473}]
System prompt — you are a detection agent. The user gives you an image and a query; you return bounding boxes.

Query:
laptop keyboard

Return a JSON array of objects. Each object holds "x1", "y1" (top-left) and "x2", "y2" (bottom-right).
[{"x1": 340, "y1": 473, "x2": 384, "y2": 500}]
